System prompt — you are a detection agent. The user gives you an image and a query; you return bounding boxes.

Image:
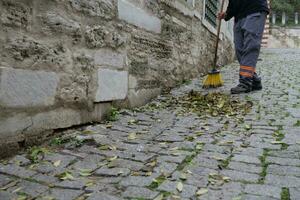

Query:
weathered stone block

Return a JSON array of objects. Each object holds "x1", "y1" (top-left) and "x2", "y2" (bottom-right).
[
  {"x1": 94, "y1": 49, "x2": 125, "y2": 69},
  {"x1": 85, "y1": 25, "x2": 125, "y2": 49},
  {"x1": 29, "y1": 108, "x2": 82, "y2": 132},
  {"x1": 92, "y1": 102, "x2": 112, "y2": 122},
  {"x1": 69, "y1": 0, "x2": 116, "y2": 19},
  {"x1": 118, "y1": 0, "x2": 161, "y2": 33},
  {"x1": 1, "y1": 1, "x2": 31, "y2": 28},
  {"x1": 41, "y1": 12, "x2": 81, "y2": 42},
  {"x1": 95, "y1": 69, "x2": 128, "y2": 102},
  {"x1": 0, "y1": 114, "x2": 31, "y2": 139},
  {"x1": 0, "y1": 67, "x2": 59, "y2": 108}
]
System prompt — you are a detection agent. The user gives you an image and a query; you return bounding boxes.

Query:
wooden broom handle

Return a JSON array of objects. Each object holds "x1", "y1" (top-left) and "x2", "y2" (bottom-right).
[{"x1": 213, "y1": 0, "x2": 226, "y2": 69}]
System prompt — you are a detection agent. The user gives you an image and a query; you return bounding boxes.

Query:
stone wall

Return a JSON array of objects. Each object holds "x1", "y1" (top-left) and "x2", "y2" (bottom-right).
[
  {"x1": 268, "y1": 27, "x2": 300, "y2": 48},
  {"x1": 0, "y1": 0, "x2": 234, "y2": 156}
]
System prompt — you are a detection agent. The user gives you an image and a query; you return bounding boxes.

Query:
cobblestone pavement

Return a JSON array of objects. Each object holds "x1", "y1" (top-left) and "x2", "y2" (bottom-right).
[{"x1": 1, "y1": 48, "x2": 300, "y2": 200}]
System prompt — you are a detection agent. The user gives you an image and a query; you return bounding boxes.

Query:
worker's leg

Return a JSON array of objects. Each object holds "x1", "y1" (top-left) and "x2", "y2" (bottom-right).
[
  {"x1": 233, "y1": 20, "x2": 244, "y2": 63},
  {"x1": 231, "y1": 12, "x2": 266, "y2": 94}
]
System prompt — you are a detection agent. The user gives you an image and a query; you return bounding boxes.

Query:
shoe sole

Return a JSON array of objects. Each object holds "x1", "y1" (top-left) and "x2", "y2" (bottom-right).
[
  {"x1": 230, "y1": 90, "x2": 251, "y2": 94},
  {"x1": 252, "y1": 87, "x2": 262, "y2": 91}
]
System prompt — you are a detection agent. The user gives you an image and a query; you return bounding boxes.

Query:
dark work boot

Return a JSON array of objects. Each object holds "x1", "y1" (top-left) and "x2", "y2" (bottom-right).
[
  {"x1": 252, "y1": 74, "x2": 262, "y2": 91},
  {"x1": 231, "y1": 83, "x2": 252, "y2": 94}
]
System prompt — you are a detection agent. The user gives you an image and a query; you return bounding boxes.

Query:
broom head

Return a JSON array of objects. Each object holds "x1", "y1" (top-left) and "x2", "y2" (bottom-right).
[{"x1": 203, "y1": 69, "x2": 224, "y2": 88}]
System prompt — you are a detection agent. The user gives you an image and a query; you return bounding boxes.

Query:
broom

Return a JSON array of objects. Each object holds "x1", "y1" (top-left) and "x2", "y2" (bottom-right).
[{"x1": 203, "y1": 0, "x2": 226, "y2": 88}]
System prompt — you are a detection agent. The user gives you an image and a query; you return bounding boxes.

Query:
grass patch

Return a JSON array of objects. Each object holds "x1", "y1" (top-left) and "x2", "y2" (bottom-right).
[
  {"x1": 28, "y1": 146, "x2": 49, "y2": 163},
  {"x1": 281, "y1": 143, "x2": 289, "y2": 150},
  {"x1": 272, "y1": 130, "x2": 289, "y2": 150},
  {"x1": 273, "y1": 130, "x2": 285, "y2": 141},
  {"x1": 258, "y1": 149, "x2": 270, "y2": 184},
  {"x1": 219, "y1": 155, "x2": 233, "y2": 169},
  {"x1": 176, "y1": 153, "x2": 197, "y2": 171},
  {"x1": 106, "y1": 106, "x2": 119, "y2": 121},
  {"x1": 147, "y1": 175, "x2": 166, "y2": 189},
  {"x1": 294, "y1": 120, "x2": 300, "y2": 127},
  {"x1": 281, "y1": 187, "x2": 290, "y2": 200}
]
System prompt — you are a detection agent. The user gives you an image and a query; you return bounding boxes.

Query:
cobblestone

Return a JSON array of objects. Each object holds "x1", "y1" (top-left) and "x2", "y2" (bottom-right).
[{"x1": 1, "y1": 49, "x2": 300, "y2": 199}]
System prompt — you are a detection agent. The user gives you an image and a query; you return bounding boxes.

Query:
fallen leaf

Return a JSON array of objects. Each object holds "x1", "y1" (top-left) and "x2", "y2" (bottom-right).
[
  {"x1": 128, "y1": 119, "x2": 137, "y2": 125},
  {"x1": 57, "y1": 171, "x2": 74, "y2": 181},
  {"x1": 222, "y1": 176, "x2": 231, "y2": 182},
  {"x1": 107, "y1": 156, "x2": 118, "y2": 161},
  {"x1": 180, "y1": 173, "x2": 187, "y2": 180},
  {"x1": 176, "y1": 182, "x2": 183, "y2": 192},
  {"x1": 170, "y1": 147, "x2": 179, "y2": 151},
  {"x1": 145, "y1": 171, "x2": 152, "y2": 176},
  {"x1": 195, "y1": 131, "x2": 204, "y2": 136},
  {"x1": 12, "y1": 187, "x2": 23, "y2": 193},
  {"x1": 79, "y1": 169, "x2": 92, "y2": 177},
  {"x1": 53, "y1": 160, "x2": 61, "y2": 167},
  {"x1": 147, "y1": 160, "x2": 157, "y2": 167},
  {"x1": 128, "y1": 132, "x2": 137, "y2": 140},
  {"x1": 232, "y1": 196, "x2": 242, "y2": 200},
  {"x1": 85, "y1": 180, "x2": 95, "y2": 187},
  {"x1": 244, "y1": 124, "x2": 251, "y2": 130},
  {"x1": 196, "y1": 188, "x2": 208, "y2": 196},
  {"x1": 17, "y1": 194, "x2": 27, "y2": 200},
  {"x1": 98, "y1": 145, "x2": 110, "y2": 150},
  {"x1": 82, "y1": 130, "x2": 95, "y2": 134},
  {"x1": 106, "y1": 124, "x2": 113, "y2": 129},
  {"x1": 271, "y1": 141, "x2": 284, "y2": 144},
  {"x1": 0, "y1": 181, "x2": 19, "y2": 190},
  {"x1": 154, "y1": 194, "x2": 164, "y2": 200},
  {"x1": 196, "y1": 144, "x2": 203, "y2": 150},
  {"x1": 212, "y1": 156, "x2": 225, "y2": 161}
]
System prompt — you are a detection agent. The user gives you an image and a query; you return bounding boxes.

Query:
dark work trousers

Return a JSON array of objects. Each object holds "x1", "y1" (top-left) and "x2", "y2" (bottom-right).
[{"x1": 234, "y1": 12, "x2": 267, "y2": 86}]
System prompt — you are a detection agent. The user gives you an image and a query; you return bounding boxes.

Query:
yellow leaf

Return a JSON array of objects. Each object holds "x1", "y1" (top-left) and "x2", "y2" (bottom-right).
[
  {"x1": 222, "y1": 176, "x2": 231, "y2": 182},
  {"x1": 145, "y1": 171, "x2": 152, "y2": 176},
  {"x1": 212, "y1": 156, "x2": 224, "y2": 161},
  {"x1": 271, "y1": 141, "x2": 284, "y2": 144},
  {"x1": 147, "y1": 160, "x2": 157, "y2": 167},
  {"x1": 109, "y1": 145, "x2": 117, "y2": 150},
  {"x1": 107, "y1": 156, "x2": 118, "y2": 161},
  {"x1": 82, "y1": 130, "x2": 95, "y2": 134},
  {"x1": 53, "y1": 160, "x2": 61, "y2": 167},
  {"x1": 154, "y1": 194, "x2": 164, "y2": 200},
  {"x1": 57, "y1": 171, "x2": 75, "y2": 180},
  {"x1": 196, "y1": 188, "x2": 208, "y2": 196},
  {"x1": 170, "y1": 147, "x2": 179, "y2": 151},
  {"x1": 106, "y1": 124, "x2": 113, "y2": 129},
  {"x1": 85, "y1": 180, "x2": 95, "y2": 187},
  {"x1": 176, "y1": 182, "x2": 183, "y2": 192},
  {"x1": 128, "y1": 132, "x2": 137, "y2": 140},
  {"x1": 79, "y1": 169, "x2": 92, "y2": 177},
  {"x1": 180, "y1": 173, "x2": 187, "y2": 180},
  {"x1": 244, "y1": 124, "x2": 251, "y2": 130},
  {"x1": 195, "y1": 131, "x2": 204, "y2": 136}
]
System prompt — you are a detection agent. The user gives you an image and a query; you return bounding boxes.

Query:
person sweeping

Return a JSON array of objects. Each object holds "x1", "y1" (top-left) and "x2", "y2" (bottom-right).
[{"x1": 219, "y1": 0, "x2": 269, "y2": 94}]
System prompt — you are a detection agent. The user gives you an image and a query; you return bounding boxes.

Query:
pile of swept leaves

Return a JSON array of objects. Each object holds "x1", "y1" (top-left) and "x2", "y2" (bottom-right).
[{"x1": 141, "y1": 91, "x2": 253, "y2": 117}]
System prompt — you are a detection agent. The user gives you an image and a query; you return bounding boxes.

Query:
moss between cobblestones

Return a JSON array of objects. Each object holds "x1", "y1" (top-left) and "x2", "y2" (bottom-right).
[
  {"x1": 281, "y1": 187, "x2": 290, "y2": 200},
  {"x1": 272, "y1": 130, "x2": 289, "y2": 150},
  {"x1": 147, "y1": 175, "x2": 166, "y2": 189},
  {"x1": 258, "y1": 149, "x2": 270, "y2": 184},
  {"x1": 294, "y1": 120, "x2": 300, "y2": 127},
  {"x1": 176, "y1": 152, "x2": 197, "y2": 171},
  {"x1": 219, "y1": 154, "x2": 233, "y2": 169}
]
